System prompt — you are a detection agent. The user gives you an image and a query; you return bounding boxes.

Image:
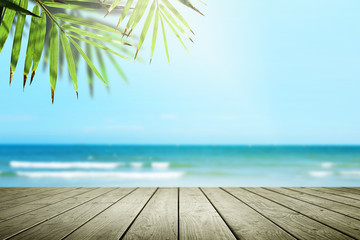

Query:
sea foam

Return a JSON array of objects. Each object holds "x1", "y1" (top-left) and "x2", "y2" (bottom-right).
[
  {"x1": 10, "y1": 161, "x2": 121, "y2": 169},
  {"x1": 321, "y1": 162, "x2": 333, "y2": 168},
  {"x1": 309, "y1": 171, "x2": 333, "y2": 178},
  {"x1": 16, "y1": 171, "x2": 184, "y2": 179},
  {"x1": 130, "y1": 162, "x2": 143, "y2": 168},
  {"x1": 151, "y1": 162, "x2": 170, "y2": 169},
  {"x1": 340, "y1": 171, "x2": 360, "y2": 176}
]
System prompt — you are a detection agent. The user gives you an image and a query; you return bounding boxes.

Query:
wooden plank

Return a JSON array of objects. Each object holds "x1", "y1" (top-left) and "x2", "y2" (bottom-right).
[
  {"x1": 64, "y1": 188, "x2": 157, "y2": 240},
  {"x1": 10, "y1": 188, "x2": 136, "y2": 240},
  {"x1": 0, "y1": 188, "x2": 114, "y2": 239},
  {"x1": 201, "y1": 188, "x2": 294, "y2": 240},
  {"x1": 123, "y1": 188, "x2": 178, "y2": 240},
  {"x1": 224, "y1": 188, "x2": 351, "y2": 240},
  {"x1": 247, "y1": 188, "x2": 360, "y2": 239},
  {"x1": 328, "y1": 187, "x2": 360, "y2": 195},
  {"x1": 0, "y1": 188, "x2": 76, "y2": 212},
  {"x1": 312, "y1": 188, "x2": 360, "y2": 201},
  {"x1": 179, "y1": 188, "x2": 236, "y2": 240},
  {"x1": 0, "y1": 188, "x2": 60, "y2": 203},
  {"x1": 267, "y1": 188, "x2": 360, "y2": 220},
  {"x1": 0, "y1": 188, "x2": 94, "y2": 222},
  {"x1": 291, "y1": 188, "x2": 360, "y2": 208}
]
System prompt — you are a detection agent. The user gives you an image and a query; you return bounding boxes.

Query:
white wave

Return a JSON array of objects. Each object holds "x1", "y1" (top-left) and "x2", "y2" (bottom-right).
[
  {"x1": 309, "y1": 171, "x2": 333, "y2": 178},
  {"x1": 16, "y1": 171, "x2": 184, "y2": 179},
  {"x1": 10, "y1": 161, "x2": 122, "y2": 169},
  {"x1": 321, "y1": 162, "x2": 333, "y2": 168},
  {"x1": 151, "y1": 162, "x2": 170, "y2": 169},
  {"x1": 130, "y1": 162, "x2": 143, "y2": 168},
  {"x1": 340, "y1": 171, "x2": 360, "y2": 176}
]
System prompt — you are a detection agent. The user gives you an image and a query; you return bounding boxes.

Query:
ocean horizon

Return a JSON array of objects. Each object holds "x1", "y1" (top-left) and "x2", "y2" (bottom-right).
[{"x1": 1, "y1": 145, "x2": 359, "y2": 187}]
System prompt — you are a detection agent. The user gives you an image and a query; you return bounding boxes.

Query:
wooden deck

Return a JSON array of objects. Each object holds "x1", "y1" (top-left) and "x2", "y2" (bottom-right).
[{"x1": 0, "y1": 188, "x2": 360, "y2": 239}]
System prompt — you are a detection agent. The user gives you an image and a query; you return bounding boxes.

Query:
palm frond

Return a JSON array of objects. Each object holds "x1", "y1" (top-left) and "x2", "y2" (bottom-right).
[{"x1": 0, "y1": 0, "x2": 203, "y2": 102}]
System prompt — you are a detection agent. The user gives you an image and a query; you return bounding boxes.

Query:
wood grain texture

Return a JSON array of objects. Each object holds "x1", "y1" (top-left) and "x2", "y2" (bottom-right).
[
  {"x1": 247, "y1": 188, "x2": 360, "y2": 239},
  {"x1": 330, "y1": 187, "x2": 360, "y2": 195},
  {"x1": 179, "y1": 188, "x2": 236, "y2": 240},
  {"x1": 11, "y1": 188, "x2": 135, "y2": 240},
  {"x1": 0, "y1": 188, "x2": 113, "y2": 239},
  {"x1": 267, "y1": 187, "x2": 360, "y2": 220},
  {"x1": 0, "y1": 187, "x2": 359, "y2": 240},
  {"x1": 123, "y1": 188, "x2": 178, "y2": 240},
  {"x1": 65, "y1": 188, "x2": 157, "y2": 240},
  {"x1": 201, "y1": 187, "x2": 294, "y2": 240},
  {"x1": 0, "y1": 188, "x2": 63, "y2": 203},
  {"x1": 224, "y1": 188, "x2": 351, "y2": 240},
  {"x1": 0, "y1": 188, "x2": 90, "y2": 221},
  {"x1": 290, "y1": 187, "x2": 360, "y2": 208},
  {"x1": 312, "y1": 187, "x2": 360, "y2": 200}
]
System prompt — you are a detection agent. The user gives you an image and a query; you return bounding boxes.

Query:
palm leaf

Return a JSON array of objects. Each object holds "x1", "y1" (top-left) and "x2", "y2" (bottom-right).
[
  {"x1": 50, "y1": 22, "x2": 59, "y2": 103},
  {"x1": 61, "y1": 24, "x2": 131, "y2": 46},
  {"x1": 95, "y1": 47, "x2": 108, "y2": 84},
  {"x1": 23, "y1": 5, "x2": 39, "y2": 88},
  {"x1": 60, "y1": 31, "x2": 78, "y2": 96},
  {"x1": 135, "y1": 0, "x2": 156, "y2": 59},
  {"x1": 160, "y1": 14, "x2": 169, "y2": 63},
  {"x1": 105, "y1": 0, "x2": 122, "y2": 16},
  {"x1": 66, "y1": 32, "x2": 131, "y2": 61},
  {"x1": 150, "y1": 5, "x2": 160, "y2": 63},
  {"x1": 159, "y1": 3, "x2": 192, "y2": 42},
  {"x1": 68, "y1": 36, "x2": 107, "y2": 86},
  {"x1": 0, "y1": 0, "x2": 39, "y2": 17},
  {"x1": 177, "y1": 0, "x2": 203, "y2": 16},
  {"x1": 160, "y1": 11, "x2": 189, "y2": 53},
  {"x1": 115, "y1": 0, "x2": 134, "y2": 29},
  {"x1": 105, "y1": 51, "x2": 128, "y2": 83},
  {"x1": 54, "y1": 13, "x2": 122, "y2": 33},
  {"x1": 10, "y1": 0, "x2": 28, "y2": 84},
  {"x1": 0, "y1": 0, "x2": 20, "y2": 53},
  {"x1": 85, "y1": 42, "x2": 94, "y2": 96},
  {"x1": 0, "y1": 0, "x2": 203, "y2": 101},
  {"x1": 30, "y1": 11, "x2": 47, "y2": 84}
]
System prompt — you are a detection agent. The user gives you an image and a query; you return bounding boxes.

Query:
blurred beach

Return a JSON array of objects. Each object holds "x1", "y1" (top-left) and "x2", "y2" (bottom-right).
[{"x1": 0, "y1": 145, "x2": 359, "y2": 187}]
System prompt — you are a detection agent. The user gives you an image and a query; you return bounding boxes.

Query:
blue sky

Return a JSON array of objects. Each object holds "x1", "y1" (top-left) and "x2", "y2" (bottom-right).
[{"x1": 0, "y1": 0, "x2": 360, "y2": 144}]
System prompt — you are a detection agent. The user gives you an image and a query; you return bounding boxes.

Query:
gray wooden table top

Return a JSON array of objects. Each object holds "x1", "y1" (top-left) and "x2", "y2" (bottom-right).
[{"x1": 0, "y1": 187, "x2": 359, "y2": 240}]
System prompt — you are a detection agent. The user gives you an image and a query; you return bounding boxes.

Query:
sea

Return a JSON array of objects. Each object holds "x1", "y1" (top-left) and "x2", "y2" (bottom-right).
[{"x1": 0, "y1": 145, "x2": 359, "y2": 187}]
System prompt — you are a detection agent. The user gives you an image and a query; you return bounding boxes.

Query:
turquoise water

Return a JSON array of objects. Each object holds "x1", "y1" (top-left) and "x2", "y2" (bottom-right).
[{"x1": 0, "y1": 145, "x2": 359, "y2": 187}]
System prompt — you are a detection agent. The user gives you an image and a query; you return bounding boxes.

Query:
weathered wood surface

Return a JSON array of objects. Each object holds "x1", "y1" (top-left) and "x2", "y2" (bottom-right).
[{"x1": 0, "y1": 187, "x2": 359, "y2": 240}]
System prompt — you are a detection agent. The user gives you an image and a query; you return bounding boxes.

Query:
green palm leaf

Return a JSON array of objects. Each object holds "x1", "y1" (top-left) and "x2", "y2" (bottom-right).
[
  {"x1": 23, "y1": 5, "x2": 39, "y2": 88},
  {"x1": 0, "y1": 0, "x2": 39, "y2": 17},
  {"x1": 115, "y1": 0, "x2": 134, "y2": 29},
  {"x1": 160, "y1": 14, "x2": 169, "y2": 63},
  {"x1": 68, "y1": 36, "x2": 107, "y2": 86},
  {"x1": 0, "y1": 0, "x2": 204, "y2": 101},
  {"x1": 0, "y1": 0, "x2": 20, "y2": 53},
  {"x1": 162, "y1": 0, "x2": 194, "y2": 34},
  {"x1": 60, "y1": 31, "x2": 78, "y2": 96},
  {"x1": 50, "y1": 22, "x2": 59, "y2": 103},
  {"x1": 160, "y1": 3, "x2": 192, "y2": 42},
  {"x1": 161, "y1": 11, "x2": 189, "y2": 53},
  {"x1": 30, "y1": 11, "x2": 47, "y2": 85},
  {"x1": 66, "y1": 33, "x2": 131, "y2": 61},
  {"x1": 150, "y1": 5, "x2": 160, "y2": 63},
  {"x1": 135, "y1": 0, "x2": 156, "y2": 59},
  {"x1": 10, "y1": 0, "x2": 28, "y2": 84}
]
